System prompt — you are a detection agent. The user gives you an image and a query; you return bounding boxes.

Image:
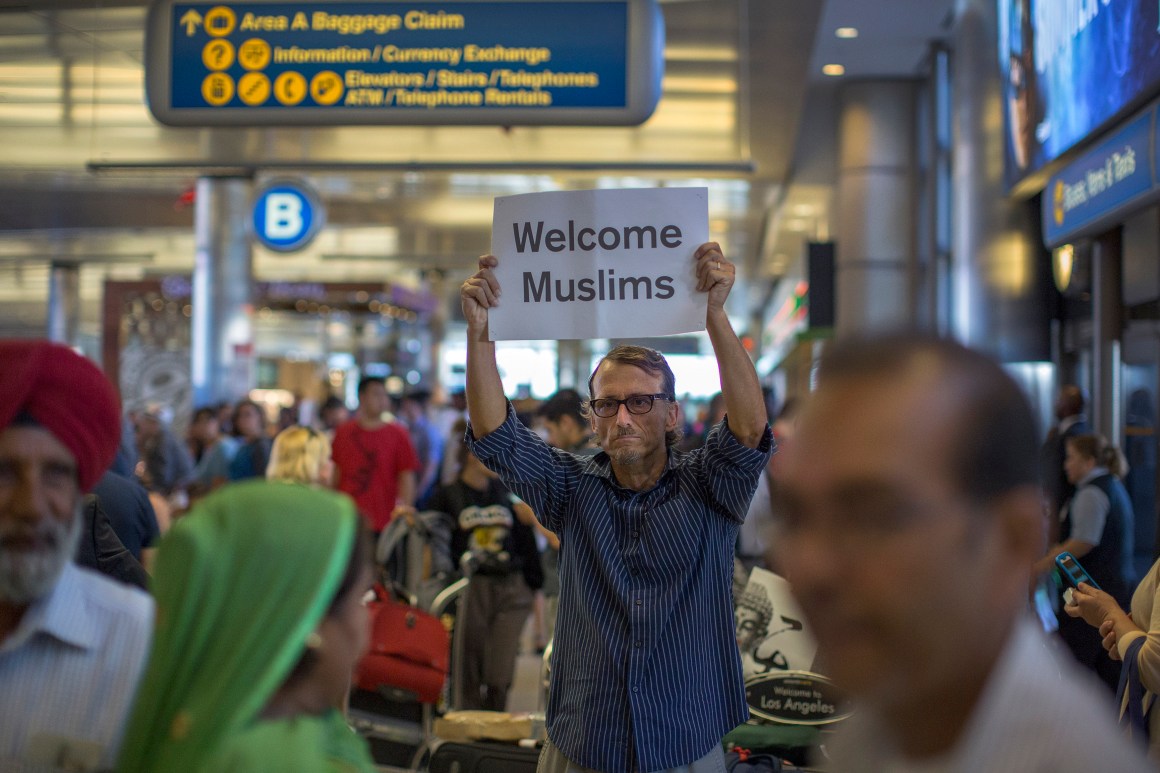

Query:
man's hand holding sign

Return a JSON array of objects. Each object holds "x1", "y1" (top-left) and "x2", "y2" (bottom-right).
[{"x1": 459, "y1": 187, "x2": 772, "y2": 772}]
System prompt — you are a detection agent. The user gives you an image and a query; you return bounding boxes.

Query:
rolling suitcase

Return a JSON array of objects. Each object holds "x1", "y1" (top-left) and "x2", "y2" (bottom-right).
[{"x1": 427, "y1": 739, "x2": 541, "y2": 773}]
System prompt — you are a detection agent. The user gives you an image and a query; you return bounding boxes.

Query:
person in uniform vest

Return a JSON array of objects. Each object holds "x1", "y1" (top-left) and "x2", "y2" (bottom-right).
[{"x1": 1035, "y1": 433, "x2": 1136, "y2": 692}]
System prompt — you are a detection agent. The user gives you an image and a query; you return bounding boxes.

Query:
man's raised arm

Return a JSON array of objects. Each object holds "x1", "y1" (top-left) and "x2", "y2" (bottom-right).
[
  {"x1": 694, "y1": 242, "x2": 767, "y2": 448},
  {"x1": 461, "y1": 254, "x2": 509, "y2": 438}
]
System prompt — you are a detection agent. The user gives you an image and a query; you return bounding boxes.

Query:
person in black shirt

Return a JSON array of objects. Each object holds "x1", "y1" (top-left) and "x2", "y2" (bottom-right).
[{"x1": 428, "y1": 436, "x2": 542, "y2": 711}]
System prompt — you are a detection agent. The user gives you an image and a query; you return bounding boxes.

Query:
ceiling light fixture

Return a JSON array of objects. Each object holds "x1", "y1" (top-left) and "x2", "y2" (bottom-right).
[
  {"x1": 822, "y1": 64, "x2": 846, "y2": 77},
  {"x1": 835, "y1": 27, "x2": 859, "y2": 39}
]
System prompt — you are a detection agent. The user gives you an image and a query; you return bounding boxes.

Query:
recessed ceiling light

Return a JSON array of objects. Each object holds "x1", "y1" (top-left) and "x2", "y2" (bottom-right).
[
  {"x1": 822, "y1": 64, "x2": 846, "y2": 77},
  {"x1": 835, "y1": 27, "x2": 859, "y2": 39}
]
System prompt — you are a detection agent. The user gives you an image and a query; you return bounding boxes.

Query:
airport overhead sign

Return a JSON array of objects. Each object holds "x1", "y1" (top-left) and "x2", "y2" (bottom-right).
[{"x1": 145, "y1": 0, "x2": 664, "y2": 126}]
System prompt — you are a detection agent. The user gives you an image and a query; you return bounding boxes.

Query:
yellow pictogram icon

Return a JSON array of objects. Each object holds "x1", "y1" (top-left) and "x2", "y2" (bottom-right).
[
  {"x1": 1054, "y1": 179, "x2": 1066, "y2": 226},
  {"x1": 274, "y1": 72, "x2": 307, "y2": 106},
  {"x1": 238, "y1": 39, "x2": 272, "y2": 71},
  {"x1": 180, "y1": 9, "x2": 203, "y2": 36},
  {"x1": 201, "y1": 72, "x2": 235, "y2": 106},
  {"x1": 238, "y1": 72, "x2": 271, "y2": 106},
  {"x1": 203, "y1": 6, "x2": 236, "y2": 38},
  {"x1": 202, "y1": 40, "x2": 235, "y2": 71},
  {"x1": 310, "y1": 71, "x2": 344, "y2": 106}
]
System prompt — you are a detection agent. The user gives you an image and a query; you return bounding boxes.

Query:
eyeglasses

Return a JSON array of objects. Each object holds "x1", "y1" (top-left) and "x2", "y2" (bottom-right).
[{"x1": 588, "y1": 393, "x2": 672, "y2": 418}]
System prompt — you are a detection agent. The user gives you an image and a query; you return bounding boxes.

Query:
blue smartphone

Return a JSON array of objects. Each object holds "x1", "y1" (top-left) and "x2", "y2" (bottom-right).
[{"x1": 1055, "y1": 551, "x2": 1100, "y2": 590}]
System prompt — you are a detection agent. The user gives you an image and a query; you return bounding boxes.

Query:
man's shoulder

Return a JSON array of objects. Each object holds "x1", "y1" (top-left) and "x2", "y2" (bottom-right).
[
  {"x1": 968, "y1": 623, "x2": 1151, "y2": 770},
  {"x1": 344, "y1": 419, "x2": 410, "y2": 438},
  {"x1": 18, "y1": 565, "x2": 154, "y2": 655},
  {"x1": 384, "y1": 420, "x2": 413, "y2": 437},
  {"x1": 828, "y1": 621, "x2": 1152, "y2": 771},
  {"x1": 68, "y1": 564, "x2": 154, "y2": 623},
  {"x1": 369, "y1": 421, "x2": 416, "y2": 451}
]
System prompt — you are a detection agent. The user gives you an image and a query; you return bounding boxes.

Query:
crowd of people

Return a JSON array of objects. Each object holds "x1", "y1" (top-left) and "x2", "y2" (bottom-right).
[{"x1": 0, "y1": 240, "x2": 1157, "y2": 771}]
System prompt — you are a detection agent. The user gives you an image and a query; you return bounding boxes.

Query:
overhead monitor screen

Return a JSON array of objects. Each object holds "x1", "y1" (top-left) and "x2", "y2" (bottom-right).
[{"x1": 998, "y1": 0, "x2": 1160, "y2": 189}]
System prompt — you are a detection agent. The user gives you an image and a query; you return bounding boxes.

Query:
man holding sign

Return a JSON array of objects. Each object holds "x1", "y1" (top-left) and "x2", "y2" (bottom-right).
[{"x1": 461, "y1": 219, "x2": 772, "y2": 772}]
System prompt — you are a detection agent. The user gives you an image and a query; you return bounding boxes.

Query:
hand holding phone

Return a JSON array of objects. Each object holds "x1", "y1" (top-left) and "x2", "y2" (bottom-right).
[{"x1": 1055, "y1": 551, "x2": 1100, "y2": 591}]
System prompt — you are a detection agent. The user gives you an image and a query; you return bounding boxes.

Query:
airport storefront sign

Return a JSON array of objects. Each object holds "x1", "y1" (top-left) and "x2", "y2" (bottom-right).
[{"x1": 1042, "y1": 104, "x2": 1158, "y2": 247}]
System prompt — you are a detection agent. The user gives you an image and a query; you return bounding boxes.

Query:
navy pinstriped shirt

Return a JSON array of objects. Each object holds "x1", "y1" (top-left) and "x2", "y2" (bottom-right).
[{"x1": 468, "y1": 405, "x2": 773, "y2": 772}]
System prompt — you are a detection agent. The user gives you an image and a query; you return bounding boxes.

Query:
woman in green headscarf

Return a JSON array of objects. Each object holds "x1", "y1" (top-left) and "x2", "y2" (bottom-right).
[{"x1": 117, "y1": 479, "x2": 377, "y2": 772}]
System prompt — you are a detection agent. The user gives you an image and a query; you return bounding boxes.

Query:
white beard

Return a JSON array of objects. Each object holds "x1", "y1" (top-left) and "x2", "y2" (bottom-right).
[{"x1": 0, "y1": 506, "x2": 82, "y2": 605}]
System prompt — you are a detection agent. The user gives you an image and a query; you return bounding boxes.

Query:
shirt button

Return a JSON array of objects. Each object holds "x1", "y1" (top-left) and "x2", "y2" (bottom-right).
[
  {"x1": 635, "y1": 640, "x2": 642, "y2": 648},
  {"x1": 632, "y1": 686, "x2": 639, "y2": 693},
  {"x1": 635, "y1": 599, "x2": 642, "y2": 606},
  {"x1": 631, "y1": 531, "x2": 639, "y2": 540}
]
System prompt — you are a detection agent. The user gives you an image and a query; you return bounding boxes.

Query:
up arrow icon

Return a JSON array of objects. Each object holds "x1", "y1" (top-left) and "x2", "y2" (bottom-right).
[{"x1": 180, "y1": 9, "x2": 203, "y2": 36}]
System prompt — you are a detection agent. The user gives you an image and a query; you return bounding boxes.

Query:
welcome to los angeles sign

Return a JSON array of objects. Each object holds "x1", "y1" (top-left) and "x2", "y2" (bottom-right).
[{"x1": 487, "y1": 187, "x2": 709, "y2": 341}]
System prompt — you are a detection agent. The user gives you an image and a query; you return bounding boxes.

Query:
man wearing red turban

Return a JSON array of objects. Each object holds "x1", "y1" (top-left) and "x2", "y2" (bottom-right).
[{"x1": 0, "y1": 340, "x2": 154, "y2": 771}]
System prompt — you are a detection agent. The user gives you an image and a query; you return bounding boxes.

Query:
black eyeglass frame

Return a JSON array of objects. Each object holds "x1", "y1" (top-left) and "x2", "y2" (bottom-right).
[{"x1": 588, "y1": 393, "x2": 674, "y2": 418}]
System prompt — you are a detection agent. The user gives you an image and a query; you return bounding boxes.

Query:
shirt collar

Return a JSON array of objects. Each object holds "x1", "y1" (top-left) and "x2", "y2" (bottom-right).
[
  {"x1": 5, "y1": 562, "x2": 99, "y2": 653},
  {"x1": 1078, "y1": 466, "x2": 1108, "y2": 486},
  {"x1": 1059, "y1": 414, "x2": 1086, "y2": 433}
]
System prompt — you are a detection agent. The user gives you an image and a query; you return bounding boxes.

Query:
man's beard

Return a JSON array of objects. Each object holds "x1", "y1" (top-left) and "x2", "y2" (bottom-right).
[
  {"x1": 0, "y1": 506, "x2": 82, "y2": 604},
  {"x1": 607, "y1": 427, "x2": 643, "y2": 466},
  {"x1": 609, "y1": 447, "x2": 641, "y2": 466}
]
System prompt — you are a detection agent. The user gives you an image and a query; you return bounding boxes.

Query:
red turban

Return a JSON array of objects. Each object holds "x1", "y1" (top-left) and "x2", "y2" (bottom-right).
[{"x1": 0, "y1": 340, "x2": 121, "y2": 491}]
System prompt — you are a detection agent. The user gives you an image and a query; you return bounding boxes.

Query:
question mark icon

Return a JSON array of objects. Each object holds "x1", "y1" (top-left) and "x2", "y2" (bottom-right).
[{"x1": 203, "y1": 40, "x2": 234, "y2": 71}]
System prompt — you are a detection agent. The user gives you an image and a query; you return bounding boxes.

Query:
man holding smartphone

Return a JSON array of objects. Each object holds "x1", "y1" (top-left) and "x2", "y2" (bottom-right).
[{"x1": 770, "y1": 334, "x2": 1149, "y2": 771}]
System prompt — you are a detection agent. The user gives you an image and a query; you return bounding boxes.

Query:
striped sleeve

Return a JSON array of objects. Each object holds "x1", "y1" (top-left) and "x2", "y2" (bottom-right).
[
  {"x1": 467, "y1": 403, "x2": 582, "y2": 533},
  {"x1": 693, "y1": 418, "x2": 774, "y2": 522}
]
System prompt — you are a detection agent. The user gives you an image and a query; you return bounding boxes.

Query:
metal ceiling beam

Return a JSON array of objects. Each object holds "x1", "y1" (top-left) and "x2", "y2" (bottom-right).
[{"x1": 87, "y1": 160, "x2": 759, "y2": 175}]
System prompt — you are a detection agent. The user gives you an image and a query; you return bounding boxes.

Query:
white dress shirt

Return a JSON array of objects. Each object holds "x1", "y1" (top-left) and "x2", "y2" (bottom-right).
[
  {"x1": 823, "y1": 617, "x2": 1152, "y2": 772},
  {"x1": 0, "y1": 562, "x2": 153, "y2": 772}
]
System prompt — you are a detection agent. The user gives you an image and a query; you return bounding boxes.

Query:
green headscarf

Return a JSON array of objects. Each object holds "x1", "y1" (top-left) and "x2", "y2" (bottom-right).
[{"x1": 117, "y1": 480, "x2": 359, "y2": 773}]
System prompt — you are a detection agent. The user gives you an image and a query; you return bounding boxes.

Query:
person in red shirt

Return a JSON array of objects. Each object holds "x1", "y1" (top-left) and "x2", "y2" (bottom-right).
[{"x1": 331, "y1": 377, "x2": 421, "y2": 533}]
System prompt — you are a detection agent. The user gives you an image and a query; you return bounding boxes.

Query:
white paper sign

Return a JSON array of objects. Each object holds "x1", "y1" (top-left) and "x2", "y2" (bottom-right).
[
  {"x1": 736, "y1": 567, "x2": 819, "y2": 680},
  {"x1": 488, "y1": 187, "x2": 709, "y2": 341}
]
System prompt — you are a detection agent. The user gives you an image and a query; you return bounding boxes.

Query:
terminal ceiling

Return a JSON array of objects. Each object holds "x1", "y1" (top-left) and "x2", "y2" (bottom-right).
[{"x1": 0, "y1": 0, "x2": 952, "y2": 337}]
